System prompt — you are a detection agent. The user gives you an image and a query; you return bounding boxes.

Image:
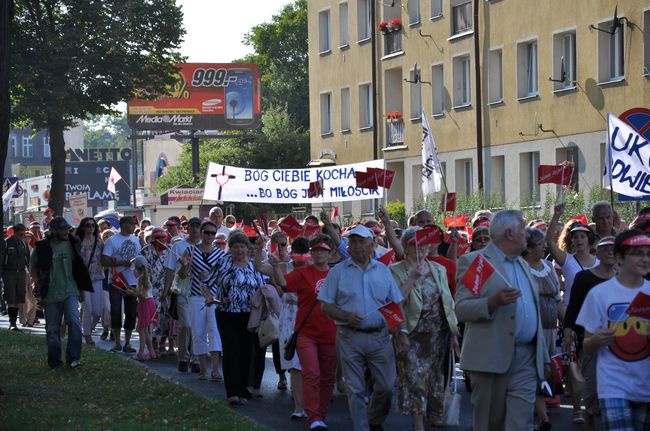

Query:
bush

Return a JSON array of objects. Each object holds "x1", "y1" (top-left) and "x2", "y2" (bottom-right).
[{"x1": 385, "y1": 200, "x2": 407, "y2": 228}]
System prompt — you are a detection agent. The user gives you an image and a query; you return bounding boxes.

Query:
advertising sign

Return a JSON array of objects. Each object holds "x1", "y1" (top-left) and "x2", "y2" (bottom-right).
[
  {"x1": 127, "y1": 63, "x2": 261, "y2": 131},
  {"x1": 167, "y1": 188, "x2": 205, "y2": 203},
  {"x1": 68, "y1": 194, "x2": 88, "y2": 223},
  {"x1": 3, "y1": 177, "x2": 24, "y2": 199},
  {"x1": 65, "y1": 149, "x2": 131, "y2": 207},
  {"x1": 614, "y1": 107, "x2": 650, "y2": 201},
  {"x1": 203, "y1": 160, "x2": 386, "y2": 204}
]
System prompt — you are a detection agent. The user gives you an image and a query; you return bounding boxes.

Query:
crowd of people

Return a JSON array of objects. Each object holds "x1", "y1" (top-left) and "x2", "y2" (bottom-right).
[{"x1": 1, "y1": 201, "x2": 649, "y2": 431}]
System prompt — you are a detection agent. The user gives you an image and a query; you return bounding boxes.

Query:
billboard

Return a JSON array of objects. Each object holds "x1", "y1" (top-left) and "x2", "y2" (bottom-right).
[
  {"x1": 127, "y1": 63, "x2": 261, "y2": 131},
  {"x1": 65, "y1": 149, "x2": 131, "y2": 207}
]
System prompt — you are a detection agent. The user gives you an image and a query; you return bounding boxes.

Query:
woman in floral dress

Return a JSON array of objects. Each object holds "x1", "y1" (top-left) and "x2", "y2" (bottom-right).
[
  {"x1": 389, "y1": 227, "x2": 460, "y2": 431},
  {"x1": 141, "y1": 227, "x2": 170, "y2": 355}
]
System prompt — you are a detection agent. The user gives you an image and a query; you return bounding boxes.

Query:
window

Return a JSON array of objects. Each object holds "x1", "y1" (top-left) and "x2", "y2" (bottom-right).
[
  {"x1": 408, "y1": 0, "x2": 420, "y2": 26},
  {"x1": 357, "y1": 0, "x2": 371, "y2": 41},
  {"x1": 455, "y1": 158, "x2": 473, "y2": 195},
  {"x1": 552, "y1": 31, "x2": 576, "y2": 91},
  {"x1": 409, "y1": 67, "x2": 422, "y2": 120},
  {"x1": 431, "y1": 0, "x2": 442, "y2": 19},
  {"x1": 359, "y1": 83, "x2": 373, "y2": 129},
  {"x1": 338, "y1": 2, "x2": 349, "y2": 48},
  {"x1": 21, "y1": 136, "x2": 33, "y2": 158},
  {"x1": 318, "y1": 9, "x2": 331, "y2": 54},
  {"x1": 43, "y1": 135, "x2": 51, "y2": 158},
  {"x1": 10, "y1": 135, "x2": 17, "y2": 158},
  {"x1": 556, "y1": 146, "x2": 579, "y2": 192},
  {"x1": 517, "y1": 40, "x2": 538, "y2": 98},
  {"x1": 320, "y1": 92, "x2": 332, "y2": 135},
  {"x1": 361, "y1": 199, "x2": 375, "y2": 216},
  {"x1": 431, "y1": 63, "x2": 444, "y2": 115},
  {"x1": 490, "y1": 155, "x2": 505, "y2": 199},
  {"x1": 451, "y1": 0, "x2": 472, "y2": 36},
  {"x1": 340, "y1": 87, "x2": 351, "y2": 131},
  {"x1": 488, "y1": 48, "x2": 503, "y2": 103},
  {"x1": 520, "y1": 152, "x2": 540, "y2": 204},
  {"x1": 452, "y1": 55, "x2": 471, "y2": 107},
  {"x1": 645, "y1": 10, "x2": 650, "y2": 76},
  {"x1": 597, "y1": 19, "x2": 624, "y2": 83}
]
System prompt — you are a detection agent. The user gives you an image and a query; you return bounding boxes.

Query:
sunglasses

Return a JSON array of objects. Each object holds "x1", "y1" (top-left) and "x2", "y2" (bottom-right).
[{"x1": 202, "y1": 230, "x2": 217, "y2": 236}]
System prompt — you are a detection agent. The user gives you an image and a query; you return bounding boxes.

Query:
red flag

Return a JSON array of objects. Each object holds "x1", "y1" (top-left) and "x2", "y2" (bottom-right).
[
  {"x1": 377, "y1": 249, "x2": 396, "y2": 266},
  {"x1": 367, "y1": 168, "x2": 395, "y2": 189},
  {"x1": 279, "y1": 215, "x2": 305, "y2": 239},
  {"x1": 457, "y1": 235, "x2": 470, "y2": 256},
  {"x1": 302, "y1": 220, "x2": 321, "y2": 238},
  {"x1": 377, "y1": 302, "x2": 405, "y2": 331},
  {"x1": 331, "y1": 206, "x2": 339, "y2": 219},
  {"x1": 550, "y1": 354, "x2": 564, "y2": 385},
  {"x1": 258, "y1": 213, "x2": 269, "y2": 235},
  {"x1": 568, "y1": 214, "x2": 589, "y2": 226},
  {"x1": 28, "y1": 214, "x2": 36, "y2": 223},
  {"x1": 537, "y1": 165, "x2": 574, "y2": 185},
  {"x1": 235, "y1": 220, "x2": 243, "y2": 228},
  {"x1": 355, "y1": 171, "x2": 378, "y2": 189},
  {"x1": 308, "y1": 180, "x2": 324, "y2": 198},
  {"x1": 441, "y1": 192, "x2": 457, "y2": 212},
  {"x1": 242, "y1": 224, "x2": 258, "y2": 238},
  {"x1": 112, "y1": 271, "x2": 129, "y2": 291},
  {"x1": 414, "y1": 226, "x2": 441, "y2": 246},
  {"x1": 460, "y1": 254, "x2": 495, "y2": 297},
  {"x1": 625, "y1": 291, "x2": 650, "y2": 320},
  {"x1": 444, "y1": 214, "x2": 469, "y2": 229}
]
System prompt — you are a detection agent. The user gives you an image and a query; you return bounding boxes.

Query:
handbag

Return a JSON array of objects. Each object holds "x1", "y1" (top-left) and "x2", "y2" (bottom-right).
[
  {"x1": 442, "y1": 350, "x2": 461, "y2": 426},
  {"x1": 284, "y1": 299, "x2": 319, "y2": 361},
  {"x1": 258, "y1": 298, "x2": 280, "y2": 348}
]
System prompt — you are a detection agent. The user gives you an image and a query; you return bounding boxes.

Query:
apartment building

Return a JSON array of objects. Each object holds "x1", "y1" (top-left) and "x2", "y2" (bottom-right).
[{"x1": 308, "y1": 0, "x2": 650, "y2": 218}]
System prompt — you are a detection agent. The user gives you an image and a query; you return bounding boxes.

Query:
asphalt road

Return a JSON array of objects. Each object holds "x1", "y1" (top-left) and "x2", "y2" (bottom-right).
[{"x1": 1, "y1": 315, "x2": 588, "y2": 430}]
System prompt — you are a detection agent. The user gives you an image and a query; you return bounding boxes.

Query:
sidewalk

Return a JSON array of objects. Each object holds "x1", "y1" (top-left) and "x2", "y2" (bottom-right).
[{"x1": 0, "y1": 313, "x2": 582, "y2": 430}]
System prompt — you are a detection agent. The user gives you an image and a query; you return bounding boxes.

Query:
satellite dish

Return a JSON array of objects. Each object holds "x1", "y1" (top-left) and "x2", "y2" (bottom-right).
[{"x1": 609, "y1": 5, "x2": 619, "y2": 35}]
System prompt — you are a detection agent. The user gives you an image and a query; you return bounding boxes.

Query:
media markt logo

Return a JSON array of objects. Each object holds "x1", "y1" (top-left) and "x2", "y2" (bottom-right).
[{"x1": 136, "y1": 114, "x2": 193, "y2": 125}]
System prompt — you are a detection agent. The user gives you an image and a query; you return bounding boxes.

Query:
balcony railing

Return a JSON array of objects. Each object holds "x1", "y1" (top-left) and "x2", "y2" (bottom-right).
[
  {"x1": 386, "y1": 119, "x2": 404, "y2": 146},
  {"x1": 384, "y1": 31, "x2": 402, "y2": 56}
]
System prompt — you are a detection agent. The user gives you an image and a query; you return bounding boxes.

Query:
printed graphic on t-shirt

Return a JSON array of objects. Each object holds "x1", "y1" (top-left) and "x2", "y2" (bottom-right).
[
  {"x1": 315, "y1": 277, "x2": 326, "y2": 294},
  {"x1": 608, "y1": 303, "x2": 650, "y2": 362},
  {"x1": 118, "y1": 239, "x2": 138, "y2": 262}
]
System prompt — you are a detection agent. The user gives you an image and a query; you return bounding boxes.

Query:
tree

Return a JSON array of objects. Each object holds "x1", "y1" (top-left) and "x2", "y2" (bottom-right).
[
  {"x1": 1, "y1": 0, "x2": 14, "y2": 239},
  {"x1": 241, "y1": 0, "x2": 308, "y2": 129},
  {"x1": 10, "y1": 0, "x2": 185, "y2": 214},
  {"x1": 84, "y1": 113, "x2": 131, "y2": 149}
]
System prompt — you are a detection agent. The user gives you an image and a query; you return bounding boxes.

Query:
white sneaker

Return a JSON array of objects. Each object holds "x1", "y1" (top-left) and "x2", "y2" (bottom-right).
[{"x1": 310, "y1": 421, "x2": 328, "y2": 430}]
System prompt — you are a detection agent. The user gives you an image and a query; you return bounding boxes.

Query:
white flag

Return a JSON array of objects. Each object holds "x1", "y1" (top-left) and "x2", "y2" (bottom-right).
[
  {"x1": 2, "y1": 181, "x2": 17, "y2": 209},
  {"x1": 421, "y1": 110, "x2": 443, "y2": 196},
  {"x1": 107, "y1": 167, "x2": 123, "y2": 194},
  {"x1": 604, "y1": 113, "x2": 650, "y2": 198}
]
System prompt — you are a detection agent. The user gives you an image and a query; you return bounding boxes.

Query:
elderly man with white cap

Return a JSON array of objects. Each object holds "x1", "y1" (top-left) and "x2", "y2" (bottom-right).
[
  {"x1": 317, "y1": 225, "x2": 409, "y2": 431},
  {"x1": 208, "y1": 206, "x2": 231, "y2": 236}
]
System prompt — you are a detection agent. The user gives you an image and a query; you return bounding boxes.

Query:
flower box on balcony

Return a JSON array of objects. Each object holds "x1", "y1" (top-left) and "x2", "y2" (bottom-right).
[
  {"x1": 384, "y1": 111, "x2": 403, "y2": 122},
  {"x1": 377, "y1": 18, "x2": 402, "y2": 35}
]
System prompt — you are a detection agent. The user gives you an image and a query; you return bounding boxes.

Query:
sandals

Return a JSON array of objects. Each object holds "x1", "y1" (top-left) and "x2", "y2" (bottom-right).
[
  {"x1": 211, "y1": 372, "x2": 223, "y2": 382},
  {"x1": 228, "y1": 396, "x2": 247, "y2": 406},
  {"x1": 199, "y1": 373, "x2": 208, "y2": 381},
  {"x1": 131, "y1": 353, "x2": 149, "y2": 361},
  {"x1": 572, "y1": 411, "x2": 585, "y2": 424}
]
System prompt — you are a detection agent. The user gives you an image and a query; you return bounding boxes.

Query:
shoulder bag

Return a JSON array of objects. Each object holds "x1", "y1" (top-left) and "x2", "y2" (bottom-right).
[
  {"x1": 284, "y1": 299, "x2": 319, "y2": 361},
  {"x1": 258, "y1": 297, "x2": 281, "y2": 348}
]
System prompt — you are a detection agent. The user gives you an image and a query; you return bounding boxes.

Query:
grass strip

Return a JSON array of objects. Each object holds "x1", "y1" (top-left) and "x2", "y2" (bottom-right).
[{"x1": 0, "y1": 329, "x2": 267, "y2": 430}]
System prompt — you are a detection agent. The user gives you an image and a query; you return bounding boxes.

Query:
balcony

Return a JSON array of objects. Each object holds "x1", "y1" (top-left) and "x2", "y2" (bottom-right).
[
  {"x1": 386, "y1": 119, "x2": 404, "y2": 147},
  {"x1": 384, "y1": 31, "x2": 402, "y2": 56}
]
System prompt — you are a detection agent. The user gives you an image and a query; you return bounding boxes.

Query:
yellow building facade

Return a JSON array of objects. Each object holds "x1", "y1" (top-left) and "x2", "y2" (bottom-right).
[{"x1": 308, "y1": 0, "x2": 650, "y2": 218}]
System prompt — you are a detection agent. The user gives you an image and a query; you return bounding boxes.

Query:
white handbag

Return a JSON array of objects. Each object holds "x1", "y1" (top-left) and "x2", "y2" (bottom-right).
[
  {"x1": 443, "y1": 350, "x2": 461, "y2": 426},
  {"x1": 257, "y1": 298, "x2": 280, "y2": 348}
]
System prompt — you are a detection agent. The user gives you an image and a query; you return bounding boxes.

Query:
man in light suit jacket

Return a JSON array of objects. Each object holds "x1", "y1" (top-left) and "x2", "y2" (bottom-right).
[{"x1": 455, "y1": 210, "x2": 549, "y2": 431}]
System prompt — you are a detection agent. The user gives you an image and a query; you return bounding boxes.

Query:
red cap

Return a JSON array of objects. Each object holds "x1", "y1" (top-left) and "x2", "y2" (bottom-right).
[
  {"x1": 310, "y1": 242, "x2": 331, "y2": 251},
  {"x1": 622, "y1": 235, "x2": 650, "y2": 247}
]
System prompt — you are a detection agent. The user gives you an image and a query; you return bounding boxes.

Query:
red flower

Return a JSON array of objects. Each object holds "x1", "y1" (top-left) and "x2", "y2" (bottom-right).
[
  {"x1": 391, "y1": 18, "x2": 402, "y2": 27},
  {"x1": 377, "y1": 21, "x2": 389, "y2": 30}
]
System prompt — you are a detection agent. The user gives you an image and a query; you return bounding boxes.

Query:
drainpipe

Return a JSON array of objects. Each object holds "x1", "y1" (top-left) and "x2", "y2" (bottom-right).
[
  {"x1": 371, "y1": 0, "x2": 379, "y2": 162},
  {"x1": 473, "y1": 0, "x2": 484, "y2": 192}
]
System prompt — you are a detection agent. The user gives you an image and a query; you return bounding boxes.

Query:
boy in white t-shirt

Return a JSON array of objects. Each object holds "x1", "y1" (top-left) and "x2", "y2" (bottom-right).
[{"x1": 577, "y1": 230, "x2": 650, "y2": 431}]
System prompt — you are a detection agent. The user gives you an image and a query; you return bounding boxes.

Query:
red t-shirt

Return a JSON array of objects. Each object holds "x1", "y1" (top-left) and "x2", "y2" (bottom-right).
[
  {"x1": 284, "y1": 265, "x2": 336, "y2": 344},
  {"x1": 427, "y1": 255, "x2": 457, "y2": 296}
]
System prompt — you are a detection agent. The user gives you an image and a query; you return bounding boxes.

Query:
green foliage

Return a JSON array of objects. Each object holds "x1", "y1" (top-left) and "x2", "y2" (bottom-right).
[
  {"x1": 385, "y1": 200, "x2": 407, "y2": 228},
  {"x1": 84, "y1": 113, "x2": 131, "y2": 148},
  {"x1": 0, "y1": 330, "x2": 266, "y2": 430},
  {"x1": 240, "y1": 0, "x2": 308, "y2": 129}
]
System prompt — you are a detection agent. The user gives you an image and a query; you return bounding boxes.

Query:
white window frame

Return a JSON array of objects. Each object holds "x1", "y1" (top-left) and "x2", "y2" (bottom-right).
[
  {"x1": 551, "y1": 29, "x2": 577, "y2": 92},
  {"x1": 520, "y1": 151, "x2": 540, "y2": 203},
  {"x1": 644, "y1": 9, "x2": 650, "y2": 77},
  {"x1": 320, "y1": 91, "x2": 333, "y2": 135},
  {"x1": 338, "y1": 2, "x2": 349, "y2": 48},
  {"x1": 597, "y1": 17, "x2": 625, "y2": 84},
  {"x1": 452, "y1": 54, "x2": 471, "y2": 108},
  {"x1": 516, "y1": 38, "x2": 539, "y2": 100},
  {"x1": 408, "y1": 0, "x2": 421, "y2": 26},
  {"x1": 450, "y1": 0, "x2": 472, "y2": 37},
  {"x1": 10, "y1": 135, "x2": 17, "y2": 158},
  {"x1": 431, "y1": 63, "x2": 445, "y2": 116},
  {"x1": 356, "y1": 0, "x2": 371, "y2": 42},
  {"x1": 21, "y1": 136, "x2": 33, "y2": 158},
  {"x1": 340, "y1": 87, "x2": 351, "y2": 132},
  {"x1": 318, "y1": 9, "x2": 332, "y2": 54},
  {"x1": 487, "y1": 47, "x2": 503, "y2": 104},
  {"x1": 358, "y1": 82, "x2": 373, "y2": 130},
  {"x1": 430, "y1": 0, "x2": 442, "y2": 20},
  {"x1": 43, "y1": 135, "x2": 51, "y2": 158},
  {"x1": 409, "y1": 67, "x2": 422, "y2": 120}
]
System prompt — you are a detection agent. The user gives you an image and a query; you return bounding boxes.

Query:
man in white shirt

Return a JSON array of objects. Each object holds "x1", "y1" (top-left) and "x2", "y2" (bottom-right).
[{"x1": 209, "y1": 206, "x2": 231, "y2": 236}]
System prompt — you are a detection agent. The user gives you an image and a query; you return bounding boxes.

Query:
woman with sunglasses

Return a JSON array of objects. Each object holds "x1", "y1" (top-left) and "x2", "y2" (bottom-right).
[
  {"x1": 141, "y1": 227, "x2": 172, "y2": 357},
  {"x1": 75, "y1": 217, "x2": 105, "y2": 346},
  {"x1": 181, "y1": 221, "x2": 223, "y2": 381}
]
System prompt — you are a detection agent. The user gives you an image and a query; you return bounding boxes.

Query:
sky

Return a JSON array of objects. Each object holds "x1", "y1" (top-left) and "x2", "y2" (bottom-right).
[{"x1": 177, "y1": 0, "x2": 294, "y2": 62}]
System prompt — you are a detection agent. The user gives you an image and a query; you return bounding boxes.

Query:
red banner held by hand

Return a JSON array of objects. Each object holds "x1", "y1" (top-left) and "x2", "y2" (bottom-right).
[
  {"x1": 279, "y1": 215, "x2": 307, "y2": 239},
  {"x1": 444, "y1": 214, "x2": 470, "y2": 229},
  {"x1": 377, "y1": 249, "x2": 396, "y2": 266},
  {"x1": 331, "y1": 206, "x2": 339, "y2": 219},
  {"x1": 568, "y1": 214, "x2": 589, "y2": 226},
  {"x1": 414, "y1": 226, "x2": 441, "y2": 246},
  {"x1": 355, "y1": 171, "x2": 379, "y2": 189},
  {"x1": 377, "y1": 301, "x2": 405, "y2": 331},
  {"x1": 367, "y1": 168, "x2": 395, "y2": 189},
  {"x1": 308, "y1": 180, "x2": 324, "y2": 198},
  {"x1": 625, "y1": 291, "x2": 650, "y2": 320},
  {"x1": 302, "y1": 220, "x2": 321, "y2": 238},
  {"x1": 441, "y1": 192, "x2": 457, "y2": 212},
  {"x1": 460, "y1": 254, "x2": 495, "y2": 296},
  {"x1": 112, "y1": 271, "x2": 129, "y2": 291},
  {"x1": 258, "y1": 213, "x2": 269, "y2": 236},
  {"x1": 537, "y1": 165, "x2": 574, "y2": 185}
]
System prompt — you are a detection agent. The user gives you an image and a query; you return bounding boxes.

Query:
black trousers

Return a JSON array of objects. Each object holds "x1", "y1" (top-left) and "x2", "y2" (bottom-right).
[
  {"x1": 250, "y1": 333, "x2": 266, "y2": 389},
  {"x1": 109, "y1": 284, "x2": 137, "y2": 331},
  {"x1": 216, "y1": 311, "x2": 253, "y2": 398}
]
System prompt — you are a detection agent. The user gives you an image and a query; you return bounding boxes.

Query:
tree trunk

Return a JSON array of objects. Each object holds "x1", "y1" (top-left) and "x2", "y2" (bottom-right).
[
  {"x1": 48, "y1": 126, "x2": 67, "y2": 216},
  {"x1": 0, "y1": 1, "x2": 13, "y2": 223}
]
